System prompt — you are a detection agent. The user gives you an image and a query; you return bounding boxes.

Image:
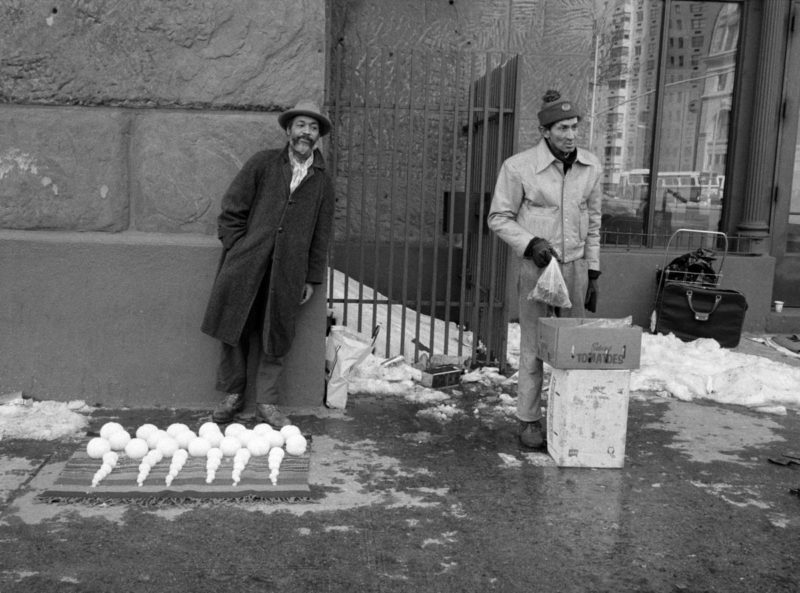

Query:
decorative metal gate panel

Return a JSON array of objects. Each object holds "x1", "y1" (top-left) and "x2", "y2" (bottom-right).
[{"x1": 326, "y1": 46, "x2": 519, "y2": 367}]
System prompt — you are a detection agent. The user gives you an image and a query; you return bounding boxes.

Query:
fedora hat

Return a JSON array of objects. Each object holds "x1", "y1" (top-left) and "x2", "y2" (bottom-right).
[{"x1": 278, "y1": 100, "x2": 332, "y2": 136}]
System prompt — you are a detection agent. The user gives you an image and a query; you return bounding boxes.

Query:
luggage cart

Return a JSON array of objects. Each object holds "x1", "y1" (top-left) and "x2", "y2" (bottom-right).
[{"x1": 651, "y1": 229, "x2": 748, "y2": 348}]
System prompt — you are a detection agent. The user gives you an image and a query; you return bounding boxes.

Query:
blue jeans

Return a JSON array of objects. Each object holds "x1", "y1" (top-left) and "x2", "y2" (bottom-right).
[{"x1": 516, "y1": 258, "x2": 588, "y2": 422}]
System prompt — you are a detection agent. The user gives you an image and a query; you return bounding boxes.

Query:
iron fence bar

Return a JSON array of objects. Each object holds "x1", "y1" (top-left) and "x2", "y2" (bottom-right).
[
  {"x1": 428, "y1": 50, "x2": 448, "y2": 355},
  {"x1": 371, "y1": 48, "x2": 387, "y2": 339},
  {"x1": 468, "y1": 51, "x2": 493, "y2": 363},
  {"x1": 413, "y1": 50, "x2": 432, "y2": 361},
  {"x1": 385, "y1": 50, "x2": 402, "y2": 358},
  {"x1": 356, "y1": 48, "x2": 373, "y2": 333},
  {"x1": 340, "y1": 46, "x2": 358, "y2": 327},
  {"x1": 485, "y1": 53, "x2": 509, "y2": 367},
  {"x1": 459, "y1": 53, "x2": 478, "y2": 364},
  {"x1": 444, "y1": 51, "x2": 462, "y2": 357},
  {"x1": 399, "y1": 50, "x2": 416, "y2": 357},
  {"x1": 327, "y1": 43, "x2": 344, "y2": 306}
]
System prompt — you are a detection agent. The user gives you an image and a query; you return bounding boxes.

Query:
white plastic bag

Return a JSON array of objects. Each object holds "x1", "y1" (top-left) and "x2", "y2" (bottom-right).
[
  {"x1": 528, "y1": 259, "x2": 572, "y2": 308},
  {"x1": 324, "y1": 325, "x2": 380, "y2": 409}
]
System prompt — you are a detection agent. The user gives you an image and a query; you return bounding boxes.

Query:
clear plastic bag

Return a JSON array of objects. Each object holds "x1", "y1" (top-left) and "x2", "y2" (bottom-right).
[{"x1": 528, "y1": 258, "x2": 572, "y2": 308}]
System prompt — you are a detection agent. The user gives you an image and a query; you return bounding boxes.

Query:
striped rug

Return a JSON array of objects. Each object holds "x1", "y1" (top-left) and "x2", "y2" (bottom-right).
[{"x1": 40, "y1": 441, "x2": 311, "y2": 503}]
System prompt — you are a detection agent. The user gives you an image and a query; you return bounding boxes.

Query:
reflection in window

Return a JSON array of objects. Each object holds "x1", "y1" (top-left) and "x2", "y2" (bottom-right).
[
  {"x1": 789, "y1": 104, "x2": 800, "y2": 253},
  {"x1": 588, "y1": 0, "x2": 740, "y2": 247}
]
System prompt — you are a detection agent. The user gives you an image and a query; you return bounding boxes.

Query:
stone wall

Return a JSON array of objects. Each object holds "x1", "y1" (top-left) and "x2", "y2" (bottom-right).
[
  {"x1": 0, "y1": 0, "x2": 329, "y2": 407},
  {"x1": 329, "y1": 0, "x2": 598, "y2": 150}
]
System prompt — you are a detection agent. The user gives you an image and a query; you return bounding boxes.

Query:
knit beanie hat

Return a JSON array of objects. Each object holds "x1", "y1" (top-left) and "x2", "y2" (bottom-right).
[{"x1": 537, "y1": 90, "x2": 581, "y2": 127}]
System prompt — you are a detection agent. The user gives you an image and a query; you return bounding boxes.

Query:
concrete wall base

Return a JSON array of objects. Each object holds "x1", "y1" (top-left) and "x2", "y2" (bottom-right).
[{"x1": 0, "y1": 231, "x2": 327, "y2": 409}]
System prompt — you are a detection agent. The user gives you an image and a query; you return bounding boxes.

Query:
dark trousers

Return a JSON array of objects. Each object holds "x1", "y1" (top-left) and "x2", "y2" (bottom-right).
[{"x1": 215, "y1": 264, "x2": 283, "y2": 404}]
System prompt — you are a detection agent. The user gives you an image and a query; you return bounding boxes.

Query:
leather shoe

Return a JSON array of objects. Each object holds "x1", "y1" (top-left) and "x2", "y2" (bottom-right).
[
  {"x1": 256, "y1": 403, "x2": 290, "y2": 428},
  {"x1": 518, "y1": 419, "x2": 545, "y2": 449},
  {"x1": 211, "y1": 393, "x2": 244, "y2": 424}
]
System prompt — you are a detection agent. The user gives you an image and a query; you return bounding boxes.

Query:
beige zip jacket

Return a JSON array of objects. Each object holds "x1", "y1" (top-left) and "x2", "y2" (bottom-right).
[{"x1": 488, "y1": 139, "x2": 602, "y2": 271}]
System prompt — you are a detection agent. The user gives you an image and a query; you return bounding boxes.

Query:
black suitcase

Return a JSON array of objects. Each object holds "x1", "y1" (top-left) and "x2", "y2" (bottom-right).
[{"x1": 652, "y1": 230, "x2": 748, "y2": 348}]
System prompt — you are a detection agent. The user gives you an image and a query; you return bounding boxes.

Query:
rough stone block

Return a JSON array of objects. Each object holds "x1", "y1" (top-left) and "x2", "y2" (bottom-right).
[
  {"x1": 130, "y1": 112, "x2": 288, "y2": 234},
  {"x1": 0, "y1": 106, "x2": 129, "y2": 231},
  {"x1": 0, "y1": 0, "x2": 325, "y2": 109}
]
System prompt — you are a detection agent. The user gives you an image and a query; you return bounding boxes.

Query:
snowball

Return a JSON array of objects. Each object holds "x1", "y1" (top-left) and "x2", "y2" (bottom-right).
[
  {"x1": 204, "y1": 429, "x2": 223, "y2": 448},
  {"x1": 279, "y1": 425, "x2": 302, "y2": 438},
  {"x1": 144, "y1": 449, "x2": 163, "y2": 465},
  {"x1": 247, "y1": 436, "x2": 271, "y2": 457},
  {"x1": 253, "y1": 423, "x2": 275, "y2": 435},
  {"x1": 107, "y1": 430, "x2": 131, "y2": 451},
  {"x1": 172, "y1": 449, "x2": 189, "y2": 464},
  {"x1": 224, "y1": 423, "x2": 247, "y2": 438},
  {"x1": 175, "y1": 429, "x2": 197, "y2": 449},
  {"x1": 146, "y1": 429, "x2": 169, "y2": 449},
  {"x1": 198, "y1": 422, "x2": 222, "y2": 439},
  {"x1": 135, "y1": 423, "x2": 159, "y2": 441},
  {"x1": 166, "y1": 423, "x2": 190, "y2": 438},
  {"x1": 198, "y1": 422, "x2": 223, "y2": 447},
  {"x1": 219, "y1": 436, "x2": 241, "y2": 457},
  {"x1": 156, "y1": 436, "x2": 180, "y2": 457},
  {"x1": 266, "y1": 431, "x2": 285, "y2": 449},
  {"x1": 284, "y1": 434, "x2": 308, "y2": 456},
  {"x1": 99, "y1": 421, "x2": 125, "y2": 440},
  {"x1": 102, "y1": 451, "x2": 119, "y2": 467},
  {"x1": 236, "y1": 429, "x2": 255, "y2": 447},
  {"x1": 233, "y1": 448, "x2": 251, "y2": 465},
  {"x1": 86, "y1": 437, "x2": 111, "y2": 459},
  {"x1": 124, "y1": 438, "x2": 149, "y2": 459},
  {"x1": 188, "y1": 436, "x2": 212, "y2": 458}
]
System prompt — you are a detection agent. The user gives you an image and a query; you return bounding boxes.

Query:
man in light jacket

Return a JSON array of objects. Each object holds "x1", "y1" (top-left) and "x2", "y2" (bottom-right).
[
  {"x1": 488, "y1": 90, "x2": 602, "y2": 449},
  {"x1": 201, "y1": 100, "x2": 335, "y2": 427}
]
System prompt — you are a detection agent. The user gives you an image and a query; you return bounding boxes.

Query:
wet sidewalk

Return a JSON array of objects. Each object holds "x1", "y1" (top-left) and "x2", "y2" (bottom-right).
[{"x1": 1, "y1": 339, "x2": 799, "y2": 593}]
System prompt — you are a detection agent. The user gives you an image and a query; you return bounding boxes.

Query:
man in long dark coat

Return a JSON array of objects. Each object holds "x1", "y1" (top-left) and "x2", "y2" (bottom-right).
[{"x1": 201, "y1": 100, "x2": 335, "y2": 426}]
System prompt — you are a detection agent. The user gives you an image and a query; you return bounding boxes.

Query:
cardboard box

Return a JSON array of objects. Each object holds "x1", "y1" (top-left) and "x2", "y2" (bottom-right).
[
  {"x1": 537, "y1": 318, "x2": 642, "y2": 370},
  {"x1": 547, "y1": 368, "x2": 630, "y2": 468}
]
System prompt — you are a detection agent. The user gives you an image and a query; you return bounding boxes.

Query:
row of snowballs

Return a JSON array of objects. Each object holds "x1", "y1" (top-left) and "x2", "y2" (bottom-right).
[
  {"x1": 88, "y1": 420, "x2": 307, "y2": 459},
  {"x1": 86, "y1": 420, "x2": 308, "y2": 487}
]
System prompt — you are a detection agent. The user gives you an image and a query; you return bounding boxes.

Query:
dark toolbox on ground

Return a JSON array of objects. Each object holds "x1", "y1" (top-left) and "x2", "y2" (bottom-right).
[
  {"x1": 419, "y1": 365, "x2": 463, "y2": 389},
  {"x1": 537, "y1": 318, "x2": 642, "y2": 370}
]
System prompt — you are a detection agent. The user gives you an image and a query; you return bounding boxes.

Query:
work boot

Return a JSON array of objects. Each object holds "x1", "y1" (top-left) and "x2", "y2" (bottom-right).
[
  {"x1": 255, "y1": 403, "x2": 290, "y2": 428},
  {"x1": 212, "y1": 393, "x2": 244, "y2": 424},
  {"x1": 518, "y1": 419, "x2": 544, "y2": 449}
]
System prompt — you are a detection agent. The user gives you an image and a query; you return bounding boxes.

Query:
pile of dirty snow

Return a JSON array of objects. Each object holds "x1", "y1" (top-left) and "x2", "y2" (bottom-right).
[
  {"x1": 0, "y1": 393, "x2": 90, "y2": 440},
  {"x1": 631, "y1": 332, "x2": 800, "y2": 414}
]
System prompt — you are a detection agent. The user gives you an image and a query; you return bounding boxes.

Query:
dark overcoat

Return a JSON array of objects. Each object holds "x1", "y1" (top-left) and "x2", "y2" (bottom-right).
[{"x1": 200, "y1": 146, "x2": 335, "y2": 357}]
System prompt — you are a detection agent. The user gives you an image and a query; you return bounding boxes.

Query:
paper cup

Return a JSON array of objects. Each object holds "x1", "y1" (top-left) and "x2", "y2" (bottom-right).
[{"x1": 774, "y1": 300, "x2": 784, "y2": 313}]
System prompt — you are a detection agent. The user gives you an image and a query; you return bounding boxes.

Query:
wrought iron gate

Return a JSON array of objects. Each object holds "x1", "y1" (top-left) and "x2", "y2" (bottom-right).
[{"x1": 326, "y1": 46, "x2": 519, "y2": 368}]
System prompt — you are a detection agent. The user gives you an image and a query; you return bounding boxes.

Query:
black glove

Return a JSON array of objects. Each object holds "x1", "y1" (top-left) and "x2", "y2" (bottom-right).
[
  {"x1": 585, "y1": 270, "x2": 600, "y2": 312},
  {"x1": 524, "y1": 237, "x2": 556, "y2": 268}
]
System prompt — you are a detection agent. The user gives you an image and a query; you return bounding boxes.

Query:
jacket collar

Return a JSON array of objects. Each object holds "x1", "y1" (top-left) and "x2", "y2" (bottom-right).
[
  {"x1": 282, "y1": 145, "x2": 326, "y2": 171},
  {"x1": 532, "y1": 139, "x2": 591, "y2": 174}
]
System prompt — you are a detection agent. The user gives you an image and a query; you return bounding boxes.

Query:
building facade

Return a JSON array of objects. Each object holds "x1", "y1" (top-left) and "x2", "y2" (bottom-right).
[{"x1": 0, "y1": 0, "x2": 798, "y2": 405}]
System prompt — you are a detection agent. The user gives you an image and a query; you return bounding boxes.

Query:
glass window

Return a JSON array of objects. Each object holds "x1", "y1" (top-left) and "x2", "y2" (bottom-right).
[
  {"x1": 789, "y1": 108, "x2": 800, "y2": 254},
  {"x1": 588, "y1": 1, "x2": 740, "y2": 246}
]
